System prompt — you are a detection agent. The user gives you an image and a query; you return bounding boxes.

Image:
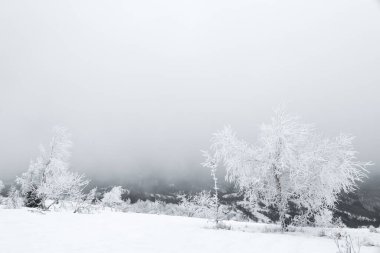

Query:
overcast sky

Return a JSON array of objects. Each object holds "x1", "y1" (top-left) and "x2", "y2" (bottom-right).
[{"x1": 0, "y1": 0, "x2": 379, "y2": 185}]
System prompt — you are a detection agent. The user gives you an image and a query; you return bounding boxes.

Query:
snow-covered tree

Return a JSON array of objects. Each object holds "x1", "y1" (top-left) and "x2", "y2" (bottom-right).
[
  {"x1": 203, "y1": 108, "x2": 371, "y2": 230},
  {"x1": 178, "y1": 191, "x2": 216, "y2": 218},
  {"x1": 74, "y1": 187, "x2": 98, "y2": 213},
  {"x1": 202, "y1": 151, "x2": 220, "y2": 223},
  {"x1": 6, "y1": 186, "x2": 23, "y2": 209},
  {"x1": 16, "y1": 127, "x2": 89, "y2": 210},
  {"x1": 177, "y1": 193, "x2": 195, "y2": 217},
  {"x1": 102, "y1": 186, "x2": 125, "y2": 209}
]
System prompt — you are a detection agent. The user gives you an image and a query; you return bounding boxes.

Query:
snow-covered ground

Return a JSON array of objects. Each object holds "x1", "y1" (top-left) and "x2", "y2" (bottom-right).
[{"x1": 0, "y1": 209, "x2": 379, "y2": 253}]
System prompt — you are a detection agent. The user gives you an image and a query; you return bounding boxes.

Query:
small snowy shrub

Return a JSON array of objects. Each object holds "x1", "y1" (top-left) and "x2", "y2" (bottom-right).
[
  {"x1": 124, "y1": 200, "x2": 149, "y2": 213},
  {"x1": 149, "y1": 200, "x2": 166, "y2": 214},
  {"x1": 192, "y1": 191, "x2": 215, "y2": 217},
  {"x1": 102, "y1": 186, "x2": 125, "y2": 209},
  {"x1": 125, "y1": 200, "x2": 185, "y2": 216},
  {"x1": 5, "y1": 186, "x2": 23, "y2": 209},
  {"x1": 262, "y1": 225, "x2": 283, "y2": 233},
  {"x1": 214, "y1": 221, "x2": 231, "y2": 230},
  {"x1": 368, "y1": 225, "x2": 378, "y2": 233},
  {"x1": 177, "y1": 194, "x2": 194, "y2": 217},
  {"x1": 74, "y1": 188, "x2": 99, "y2": 213},
  {"x1": 333, "y1": 231, "x2": 362, "y2": 253},
  {"x1": 177, "y1": 191, "x2": 217, "y2": 219}
]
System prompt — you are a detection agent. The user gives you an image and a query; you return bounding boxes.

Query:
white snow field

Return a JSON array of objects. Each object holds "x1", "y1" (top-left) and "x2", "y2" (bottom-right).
[{"x1": 0, "y1": 209, "x2": 379, "y2": 253}]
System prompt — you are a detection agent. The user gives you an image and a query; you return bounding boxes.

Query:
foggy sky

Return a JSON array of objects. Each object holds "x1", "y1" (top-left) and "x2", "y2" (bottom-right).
[{"x1": 0, "y1": 0, "x2": 379, "y2": 185}]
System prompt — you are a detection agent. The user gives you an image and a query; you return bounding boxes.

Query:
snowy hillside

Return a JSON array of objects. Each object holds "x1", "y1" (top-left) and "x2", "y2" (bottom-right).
[{"x1": 0, "y1": 209, "x2": 379, "y2": 253}]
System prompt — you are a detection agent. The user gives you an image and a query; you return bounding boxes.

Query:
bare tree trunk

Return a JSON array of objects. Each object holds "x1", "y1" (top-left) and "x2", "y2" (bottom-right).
[
  {"x1": 273, "y1": 165, "x2": 288, "y2": 231},
  {"x1": 211, "y1": 167, "x2": 219, "y2": 224},
  {"x1": 272, "y1": 138, "x2": 289, "y2": 231}
]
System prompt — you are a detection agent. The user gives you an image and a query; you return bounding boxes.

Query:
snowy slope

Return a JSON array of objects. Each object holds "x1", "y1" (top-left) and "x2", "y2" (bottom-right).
[{"x1": 0, "y1": 209, "x2": 379, "y2": 253}]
